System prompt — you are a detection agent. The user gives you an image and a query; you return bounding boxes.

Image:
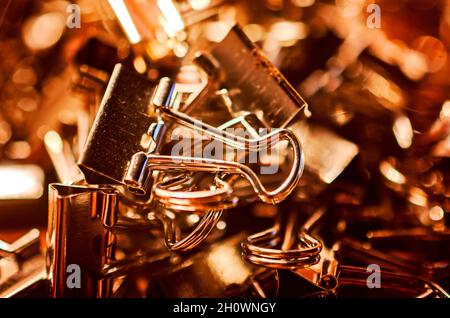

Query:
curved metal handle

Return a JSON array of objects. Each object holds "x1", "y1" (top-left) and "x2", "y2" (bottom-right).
[
  {"x1": 125, "y1": 127, "x2": 304, "y2": 204},
  {"x1": 160, "y1": 210, "x2": 223, "y2": 252},
  {"x1": 241, "y1": 210, "x2": 322, "y2": 269},
  {"x1": 153, "y1": 174, "x2": 238, "y2": 212},
  {"x1": 241, "y1": 228, "x2": 322, "y2": 269}
]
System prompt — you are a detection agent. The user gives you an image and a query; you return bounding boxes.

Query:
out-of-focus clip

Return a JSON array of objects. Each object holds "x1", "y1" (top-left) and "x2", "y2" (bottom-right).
[{"x1": 0, "y1": 229, "x2": 46, "y2": 298}]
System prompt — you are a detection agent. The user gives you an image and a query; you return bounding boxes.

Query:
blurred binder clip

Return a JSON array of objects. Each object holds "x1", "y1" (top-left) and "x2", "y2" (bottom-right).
[
  {"x1": 47, "y1": 184, "x2": 171, "y2": 297},
  {"x1": 0, "y1": 229, "x2": 47, "y2": 298}
]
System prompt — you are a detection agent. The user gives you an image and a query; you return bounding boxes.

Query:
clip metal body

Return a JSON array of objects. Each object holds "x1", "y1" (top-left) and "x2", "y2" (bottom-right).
[{"x1": 47, "y1": 184, "x2": 171, "y2": 297}]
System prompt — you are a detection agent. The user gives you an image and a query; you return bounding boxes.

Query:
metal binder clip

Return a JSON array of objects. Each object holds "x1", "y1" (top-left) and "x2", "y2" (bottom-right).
[
  {"x1": 123, "y1": 76, "x2": 304, "y2": 204},
  {"x1": 290, "y1": 209, "x2": 340, "y2": 293},
  {"x1": 197, "y1": 24, "x2": 309, "y2": 128},
  {"x1": 151, "y1": 108, "x2": 286, "y2": 211},
  {"x1": 47, "y1": 184, "x2": 118, "y2": 297},
  {"x1": 79, "y1": 25, "x2": 307, "y2": 204},
  {"x1": 283, "y1": 209, "x2": 450, "y2": 298},
  {"x1": 78, "y1": 64, "x2": 158, "y2": 186},
  {"x1": 292, "y1": 253, "x2": 449, "y2": 298},
  {"x1": 151, "y1": 111, "x2": 287, "y2": 252},
  {"x1": 76, "y1": 26, "x2": 307, "y2": 253},
  {"x1": 47, "y1": 184, "x2": 171, "y2": 297},
  {"x1": 150, "y1": 234, "x2": 278, "y2": 298},
  {"x1": 241, "y1": 209, "x2": 322, "y2": 269}
]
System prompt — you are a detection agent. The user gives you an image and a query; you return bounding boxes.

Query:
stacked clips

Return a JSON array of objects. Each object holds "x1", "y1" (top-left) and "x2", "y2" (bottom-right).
[
  {"x1": 45, "y1": 24, "x2": 318, "y2": 297},
  {"x1": 75, "y1": 26, "x2": 307, "y2": 251},
  {"x1": 0, "y1": 0, "x2": 449, "y2": 299}
]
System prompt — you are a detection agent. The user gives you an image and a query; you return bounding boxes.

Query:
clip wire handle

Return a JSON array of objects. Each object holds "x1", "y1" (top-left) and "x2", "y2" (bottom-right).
[
  {"x1": 160, "y1": 210, "x2": 223, "y2": 252},
  {"x1": 241, "y1": 210, "x2": 322, "y2": 269},
  {"x1": 124, "y1": 123, "x2": 304, "y2": 205},
  {"x1": 153, "y1": 174, "x2": 238, "y2": 212}
]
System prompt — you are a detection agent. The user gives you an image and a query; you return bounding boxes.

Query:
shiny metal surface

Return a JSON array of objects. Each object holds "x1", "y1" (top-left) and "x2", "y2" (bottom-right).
[{"x1": 0, "y1": 0, "x2": 449, "y2": 299}]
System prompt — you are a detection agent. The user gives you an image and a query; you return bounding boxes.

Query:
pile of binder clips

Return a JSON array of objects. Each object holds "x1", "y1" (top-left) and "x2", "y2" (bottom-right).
[{"x1": 0, "y1": 0, "x2": 449, "y2": 298}]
